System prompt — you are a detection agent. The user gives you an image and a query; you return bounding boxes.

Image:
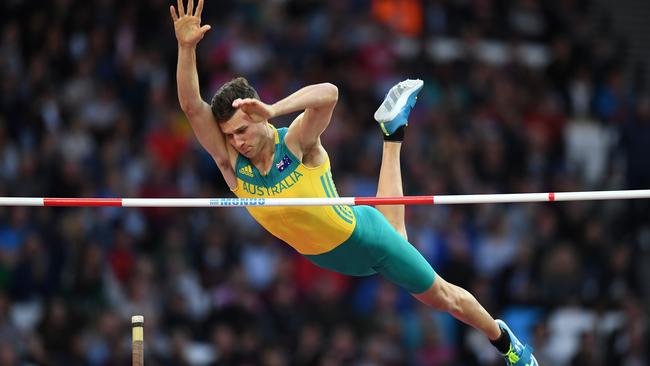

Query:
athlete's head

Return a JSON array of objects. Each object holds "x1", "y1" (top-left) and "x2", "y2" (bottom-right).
[
  {"x1": 211, "y1": 77, "x2": 268, "y2": 158},
  {"x1": 210, "y1": 77, "x2": 259, "y2": 122}
]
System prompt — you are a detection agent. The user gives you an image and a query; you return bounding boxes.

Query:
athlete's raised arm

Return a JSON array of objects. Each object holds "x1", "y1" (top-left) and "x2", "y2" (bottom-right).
[{"x1": 171, "y1": 0, "x2": 236, "y2": 188}]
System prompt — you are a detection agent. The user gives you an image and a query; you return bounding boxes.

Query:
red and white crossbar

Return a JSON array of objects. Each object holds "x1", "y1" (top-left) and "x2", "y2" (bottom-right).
[{"x1": 0, "y1": 189, "x2": 649, "y2": 207}]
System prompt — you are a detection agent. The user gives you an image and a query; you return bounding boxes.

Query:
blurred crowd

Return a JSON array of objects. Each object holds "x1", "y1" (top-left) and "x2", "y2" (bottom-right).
[{"x1": 1, "y1": 0, "x2": 650, "y2": 365}]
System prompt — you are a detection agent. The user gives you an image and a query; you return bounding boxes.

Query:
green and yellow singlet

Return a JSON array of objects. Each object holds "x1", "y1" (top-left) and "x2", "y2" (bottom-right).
[{"x1": 231, "y1": 126, "x2": 356, "y2": 255}]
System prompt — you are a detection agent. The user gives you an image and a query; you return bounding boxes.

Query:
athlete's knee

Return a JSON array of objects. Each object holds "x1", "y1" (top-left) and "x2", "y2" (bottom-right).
[
  {"x1": 383, "y1": 218, "x2": 407, "y2": 239},
  {"x1": 388, "y1": 217, "x2": 408, "y2": 240},
  {"x1": 377, "y1": 209, "x2": 407, "y2": 234},
  {"x1": 415, "y1": 278, "x2": 464, "y2": 314},
  {"x1": 438, "y1": 282, "x2": 465, "y2": 314},
  {"x1": 397, "y1": 227, "x2": 408, "y2": 241}
]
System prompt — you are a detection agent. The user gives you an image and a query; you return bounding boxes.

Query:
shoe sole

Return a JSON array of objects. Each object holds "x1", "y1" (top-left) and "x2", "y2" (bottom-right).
[{"x1": 374, "y1": 79, "x2": 424, "y2": 123}]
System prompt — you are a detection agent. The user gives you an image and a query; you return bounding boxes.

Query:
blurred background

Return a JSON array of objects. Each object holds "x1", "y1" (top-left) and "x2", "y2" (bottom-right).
[{"x1": 1, "y1": 0, "x2": 650, "y2": 365}]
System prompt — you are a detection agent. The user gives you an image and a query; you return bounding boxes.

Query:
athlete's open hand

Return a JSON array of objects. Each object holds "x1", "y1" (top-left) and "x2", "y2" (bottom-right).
[
  {"x1": 232, "y1": 98, "x2": 274, "y2": 123},
  {"x1": 170, "y1": 0, "x2": 210, "y2": 47}
]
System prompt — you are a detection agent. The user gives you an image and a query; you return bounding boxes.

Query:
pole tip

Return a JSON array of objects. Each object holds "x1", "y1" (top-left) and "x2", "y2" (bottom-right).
[{"x1": 131, "y1": 315, "x2": 144, "y2": 324}]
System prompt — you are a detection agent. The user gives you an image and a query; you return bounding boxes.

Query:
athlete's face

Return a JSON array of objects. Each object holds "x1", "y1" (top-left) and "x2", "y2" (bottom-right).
[{"x1": 220, "y1": 109, "x2": 267, "y2": 158}]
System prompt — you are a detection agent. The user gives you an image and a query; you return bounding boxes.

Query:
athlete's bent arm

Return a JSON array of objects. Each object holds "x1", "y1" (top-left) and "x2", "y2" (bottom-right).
[
  {"x1": 232, "y1": 83, "x2": 338, "y2": 158},
  {"x1": 273, "y1": 83, "x2": 338, "y2": 151},
  {"x1": 171, "y1": 0, "x2": 236, "y2": 188}
]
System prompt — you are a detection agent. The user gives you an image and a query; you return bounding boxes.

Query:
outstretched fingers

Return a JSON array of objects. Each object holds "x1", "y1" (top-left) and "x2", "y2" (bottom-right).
[
  {"x1": 196, "y1": 0, "x2": 205, "y2": 18},
  {"x1": 177, "y1": 0, "x2": 185, "y2": 16},
  {"x1": 232, "y1": 98, "x2": 256, "y2": 108},
  {"x1": 172, "y1": 0, "x2": 204, "y2": 20}
]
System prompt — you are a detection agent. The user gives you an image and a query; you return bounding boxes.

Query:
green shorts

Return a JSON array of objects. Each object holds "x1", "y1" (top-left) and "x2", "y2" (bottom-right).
[{"x1": 305, "y1": 205, "x2": 436, "y2": 294}]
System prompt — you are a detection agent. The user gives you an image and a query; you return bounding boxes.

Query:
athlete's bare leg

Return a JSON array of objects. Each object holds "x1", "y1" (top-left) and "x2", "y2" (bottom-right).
[
  {"x1": 413, "y1": 276, "x2": 501, "y2": 340},
  {"x1": 375, "y1": 141, "x2": 407, "y2": 240},
  {"x1": 374, "y1": 127, "x2": 502, "y2": 342},
  {"x1": 373, "y1": 79, "x2": 538, "y2": 365},
  {"x1": 375, "y1": 141, "x2": 501, "y2": 340}
]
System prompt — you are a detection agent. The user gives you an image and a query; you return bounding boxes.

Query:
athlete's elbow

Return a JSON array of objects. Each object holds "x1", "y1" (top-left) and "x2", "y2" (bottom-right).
[
  {"x1": 321, "y1": 83, "x2": 338, "y2": 104},
  {"x1": 180, "y1": 101, "x2": 200, "y2": 117}
]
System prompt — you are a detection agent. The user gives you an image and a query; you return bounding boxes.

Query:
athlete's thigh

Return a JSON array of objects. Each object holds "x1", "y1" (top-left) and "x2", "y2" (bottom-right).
[{"x1": 356, "y1": 206, "x2": 436, "y2": 294}]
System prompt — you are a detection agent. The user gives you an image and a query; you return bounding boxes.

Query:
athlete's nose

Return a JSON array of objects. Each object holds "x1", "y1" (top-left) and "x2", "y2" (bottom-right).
[{"x1": 234, "y1": 135, "x2": 246, "y2": 150}]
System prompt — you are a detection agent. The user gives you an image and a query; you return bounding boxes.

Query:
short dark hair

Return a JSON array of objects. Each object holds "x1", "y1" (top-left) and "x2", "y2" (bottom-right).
[{"x1": 210, "y1": 77, "x2": 260, "y2": 123}]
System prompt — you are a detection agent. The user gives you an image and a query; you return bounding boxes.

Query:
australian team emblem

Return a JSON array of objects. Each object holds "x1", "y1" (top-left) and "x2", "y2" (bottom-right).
[{"x1": 276, "y1": 154, "x2": 293, "y2": 172}]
